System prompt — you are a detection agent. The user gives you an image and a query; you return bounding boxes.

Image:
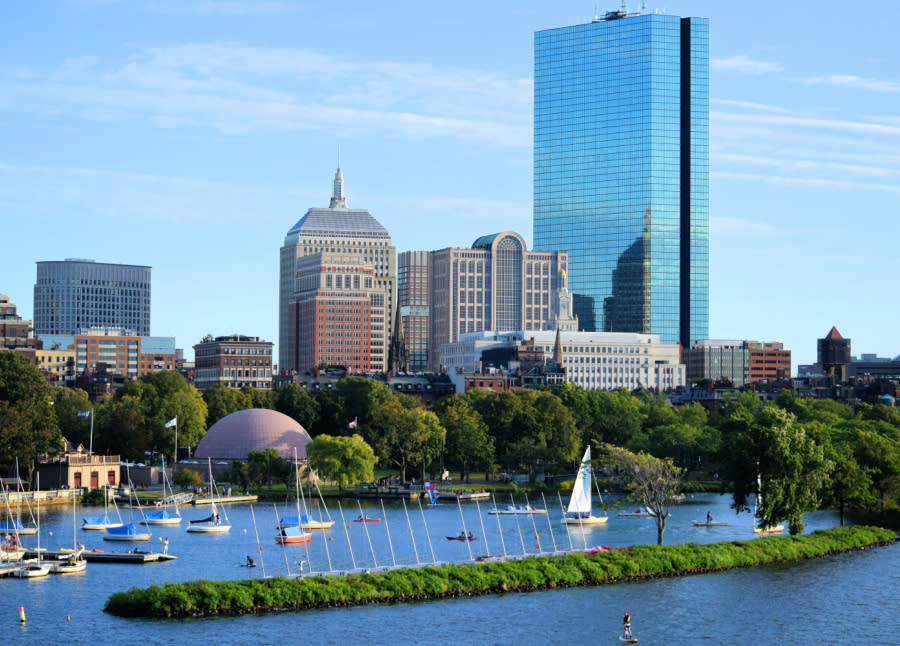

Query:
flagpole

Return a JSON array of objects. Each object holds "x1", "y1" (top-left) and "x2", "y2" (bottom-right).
[
  {"x1": 174, "y1": 420, "x2": 178, "y2": 466},
  {"x1": 88, "y1": 409, "x2": 94, "y2": 457}
]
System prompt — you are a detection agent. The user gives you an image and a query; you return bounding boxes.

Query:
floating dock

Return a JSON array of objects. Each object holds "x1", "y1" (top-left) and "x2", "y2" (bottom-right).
[
  {"x1": 81, "y1": 550, "x2": 177, "y2": 564},
  {"x1": 190, "y1": 495, "x2": 257, "y2": 505},
  {"x1": 352, "y1": 485, "x2": 422, "y2": 500}
]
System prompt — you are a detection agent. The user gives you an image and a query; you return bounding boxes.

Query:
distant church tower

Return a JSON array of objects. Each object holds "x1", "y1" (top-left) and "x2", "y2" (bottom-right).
[
  {"x1": 387, "y1": 304, "x2": 409, "y2": 375},
  {"x1": 546, "y1": 268, "x2": 578, "y2": 332}
]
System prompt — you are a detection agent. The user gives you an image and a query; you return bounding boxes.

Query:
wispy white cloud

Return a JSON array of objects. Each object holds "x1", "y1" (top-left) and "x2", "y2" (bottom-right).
[
  {"x1": 712, "y1": 110, "x2": 900, "y2": 137},
  {"x1": 0, "y1": 43, "x2": 532, "y2": 147},
  {"x1": 711, "y1": 99, "x2": 794, "y2": 114},
  {"x1": 805, "y1": 74, "x2": 900, "y2": 94},
  {"x1": 713, "y1": 152, "x2": 900, "y2": 179},
  {"x1": 712, "y1": 170, "x2": 900, "y2": 194},
  {"x1": 711, "y1": 55, "x2": 783, "y2": 75}
]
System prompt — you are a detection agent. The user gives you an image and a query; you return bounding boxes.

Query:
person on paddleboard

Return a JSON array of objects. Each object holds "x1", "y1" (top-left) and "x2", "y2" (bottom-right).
[
  {"x1": 623, "y1": 611, "x2": 633, "y2": 639},
  {"x1": 706, "y1": 511, "x2": 712, "y2": 524}
]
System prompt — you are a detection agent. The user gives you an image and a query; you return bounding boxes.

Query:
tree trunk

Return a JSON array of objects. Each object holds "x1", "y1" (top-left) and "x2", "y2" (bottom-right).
[{"x1": 656, "y1": 517, "x2": 666, "y2": 546}]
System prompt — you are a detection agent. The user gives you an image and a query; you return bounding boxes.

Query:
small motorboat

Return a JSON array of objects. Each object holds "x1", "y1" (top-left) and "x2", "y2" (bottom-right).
[
  {"x1": 618, "y1": 508, "x2": 652, "y2": 518},
  {"x1": 275, "y1": 526, "x2": 312, "y2": 545},
  {"x1": 488, "y1": 505, "x2": 547, "y2": 516},
  {"x1": 446, "y1": 533, "x2": 477, "y2": 541}
]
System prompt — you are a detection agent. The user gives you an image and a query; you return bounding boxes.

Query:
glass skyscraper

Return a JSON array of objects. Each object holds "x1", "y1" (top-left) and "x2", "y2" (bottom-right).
[{"x1": 534, "y1": 10, "x2": 708, "y2": 347}]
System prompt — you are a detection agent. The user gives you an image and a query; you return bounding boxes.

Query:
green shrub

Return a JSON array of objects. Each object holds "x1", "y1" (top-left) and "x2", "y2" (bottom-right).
[{"x1": 105, "y1": 526, "x2": 895, "y2": 618}]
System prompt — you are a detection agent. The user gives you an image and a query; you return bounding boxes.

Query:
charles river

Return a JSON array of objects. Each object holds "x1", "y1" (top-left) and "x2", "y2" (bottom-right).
[{"x1": 6, "y1": 491, "x2": 898, "y2": 645}]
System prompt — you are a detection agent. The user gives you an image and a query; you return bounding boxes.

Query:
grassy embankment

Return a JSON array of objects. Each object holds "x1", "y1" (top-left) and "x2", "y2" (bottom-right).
[{"x1": 105, "y1": 525, "x2": 895, "y2": 619}]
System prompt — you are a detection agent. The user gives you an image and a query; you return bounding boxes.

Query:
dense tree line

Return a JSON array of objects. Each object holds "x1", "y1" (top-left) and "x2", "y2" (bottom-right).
[{"x1": 2, "y1": 351, "x2": 898, "y2": 531}]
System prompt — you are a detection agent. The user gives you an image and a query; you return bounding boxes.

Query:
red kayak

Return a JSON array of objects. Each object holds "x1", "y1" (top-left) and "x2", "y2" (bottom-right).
[{"x1": 353, "y1": 516, "x2": 381, "y2": 523}]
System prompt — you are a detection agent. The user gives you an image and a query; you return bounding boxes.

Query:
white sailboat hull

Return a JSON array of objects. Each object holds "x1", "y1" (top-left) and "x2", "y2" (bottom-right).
[
  {"x1": 13, "y1": 562, "x2": 50, "y2": 578},
  {"x1": 50, "y1": 560, "x2": 87, "y2": 574},
  {"x1": 562, "y1": 515, "x2": 608, "y2": 525},
  {"x1": 140, "y1": 518, "x2": 182, "y2": 526},
  {"x1": 82, "y1": 523, "x2": 119, "y2": 531},
  {"x1": 186, "y1": 524, "x2": 231, "y2": 534}
]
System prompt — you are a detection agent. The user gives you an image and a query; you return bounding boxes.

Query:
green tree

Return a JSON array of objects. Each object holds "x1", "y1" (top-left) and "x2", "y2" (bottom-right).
[
  {"x1": 0, "y1": 352, "x2": 63, "y2": 480},
  {"x1": 240, "y1": 385, "x2": 271, "y2": 410},
  {"x1": 272, "y1": 384, "x2": 319, "y2": 431},
  {"x1": 723, "y1": 404, "x2": 831, "y2": 534},
  {"x1": 307, "y1": 434, "x2": 377, "y2": 490},
  {"x1": 112, "y1": 371, "x2": 207, "y2": 463},
  {"x1": 370, "y1": 393, "x2": 445, "y2": 484},
  {"x1": 590, "y1": 388, "x2": 643, "y2": 447},
  {"x1": 203, "y1": 384, "x2": 251, "y2": 427},
  {"x1": 819, "y1": 429, "x2": 875, "y2": 527},
  {"x1": 434, "y1": 396, "x2": 494, "y2": 482},
  {"x1": 51, "y1": 386, "x2": 93, "y2": 448},
  {"x1": 173, "y1": 467, "x2": 204, "y2": 490},
  {"x1": 605, "y1": 444, "x2": 683, "y2": 545}
]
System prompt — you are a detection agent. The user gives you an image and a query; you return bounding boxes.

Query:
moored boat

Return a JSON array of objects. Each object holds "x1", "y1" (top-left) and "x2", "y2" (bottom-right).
[
  {"x1": 275, "y1": 525, "x2": 312, "y2": 544},
  {"x1": 186, "y1": 459, "x2": 231, "y2": 534},
  {"x1": 562, "y1": 446, "x2": 608, "y2": 526},
  {"x1": 103, "y1": 523, "x2": 151, "y2": 542},
  {"x1": 488, "y1": 504, "x2": 547, "y2": 516}
]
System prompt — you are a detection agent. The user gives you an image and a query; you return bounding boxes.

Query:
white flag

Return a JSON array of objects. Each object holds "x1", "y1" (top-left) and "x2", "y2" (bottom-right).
[{"x1": 165, "y1": 417, "x2": 177, "y2": 428}]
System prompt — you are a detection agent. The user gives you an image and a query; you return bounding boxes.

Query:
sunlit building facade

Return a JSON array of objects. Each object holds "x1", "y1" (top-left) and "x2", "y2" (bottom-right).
[
  {"x1": 427, "y1": 232, "x2": 567, "y2": 372},
  {"x1": 279, "y1": 165, "x2": 395, "y2": 372},
  {"x1": 534, "y1": 10, "x2": 709, "y2": 348},
  {"x1": 34, "y1": 260, "x2": 151, "y2": 336}
]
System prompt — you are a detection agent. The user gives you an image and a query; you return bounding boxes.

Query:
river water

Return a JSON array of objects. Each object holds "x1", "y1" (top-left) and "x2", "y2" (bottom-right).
[{"x1": 6, "y1": 493, "x2": 898, "y2": 645}]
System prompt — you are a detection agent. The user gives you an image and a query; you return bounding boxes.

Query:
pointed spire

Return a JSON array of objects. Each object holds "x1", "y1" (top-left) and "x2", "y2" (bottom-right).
[
  {"x1": 552, "y1": 326, "x2": 564, "y2": 367},
  {"x1": 330, "y1": 147, "x2": 347, "y2": 208}
]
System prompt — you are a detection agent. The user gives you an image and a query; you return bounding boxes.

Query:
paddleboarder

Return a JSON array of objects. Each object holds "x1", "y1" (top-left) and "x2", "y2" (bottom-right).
[{"x1": 623, "y1": 611, "x2": 633, "y2": 640}]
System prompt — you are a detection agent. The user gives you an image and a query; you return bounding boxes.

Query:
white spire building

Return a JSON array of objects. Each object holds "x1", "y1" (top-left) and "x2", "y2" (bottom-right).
[{"x1": 279, "y1": 163, "x2": 395, "y2": 373}]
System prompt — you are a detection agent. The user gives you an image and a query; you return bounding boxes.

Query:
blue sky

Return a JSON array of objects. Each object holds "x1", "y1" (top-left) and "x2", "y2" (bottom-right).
[{"x1": 2, "y1": 1, "x2": 898, "y2": 368}]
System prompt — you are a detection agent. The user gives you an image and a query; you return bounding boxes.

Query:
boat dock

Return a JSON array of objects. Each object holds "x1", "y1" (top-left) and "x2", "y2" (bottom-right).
[
  {"x1": 436, "y1": 489, "x2": 490, "y2": 502},
  {"x1": 22, "y1": 548, "x2": 177, "y2": 563},
  {"x1": 352, "y1": 484, "x2": 422, "y2": 500},
  {"x1": 191, "y1": 494, "x2": 257, "y2": 505},
  {"x1": 82, "y1": 550, "x2": 177, "y2": 563}
]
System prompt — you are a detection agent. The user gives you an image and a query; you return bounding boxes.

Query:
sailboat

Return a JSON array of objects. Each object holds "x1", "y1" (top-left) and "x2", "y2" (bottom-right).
[
  {"x1": 186, "y1": 459, "x2": 231, "y2": 534},
  {"x1": 104, "y1": 469, "x2": 151, "y2": 542},
  {"x1": 141, "y1": 468, "x2": 182, "y2": 526},
  {"x1": 276, "y1": 450, "x2": 313, "y2": 544},
  {"x1": 753, "y1": 473, "x2": 784, "y2": 535},
  {"x1": 3, "y1": 462, "x2": 38, "y2": 536},
  {"x1": 82, "y1": 486, "x2": 120, "y2": 530},
  {"x1": 51, "y1": 495, "x2": 86, "y2": 574},
  {"x1": 13, "y1": 474, "x2": 49, "y2": 578},
  {"x1": 562, "y1": 446, "x2": 607, "y2": 526},
  {"x1": 278, "y1": 451, "x2": 333, "y2": 532}
]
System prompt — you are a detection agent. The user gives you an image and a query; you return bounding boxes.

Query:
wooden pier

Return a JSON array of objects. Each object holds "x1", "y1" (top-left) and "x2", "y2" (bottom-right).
[{"x1": 82, "y1": 550, "x2": 177, "y2": 564}]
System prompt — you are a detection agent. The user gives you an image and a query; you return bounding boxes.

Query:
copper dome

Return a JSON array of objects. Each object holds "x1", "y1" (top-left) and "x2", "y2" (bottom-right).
[{"x1": 194, "y1": 408, "x2": 311, "y2": 461}]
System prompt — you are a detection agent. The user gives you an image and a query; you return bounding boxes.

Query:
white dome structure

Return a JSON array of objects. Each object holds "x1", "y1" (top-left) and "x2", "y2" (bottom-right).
[{"x1": 194, "y1": 409, "x2": 312, "y2": 461}]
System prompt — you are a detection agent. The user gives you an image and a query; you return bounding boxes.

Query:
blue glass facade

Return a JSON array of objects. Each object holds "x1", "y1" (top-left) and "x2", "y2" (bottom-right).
[{"x1": 534, "y1": 13, "x2": 708, "y2": 347}]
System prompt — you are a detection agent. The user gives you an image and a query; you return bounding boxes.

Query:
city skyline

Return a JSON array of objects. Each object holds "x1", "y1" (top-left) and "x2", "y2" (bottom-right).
[{"x1": 3, "y1": 1, "x2": 898, "y2": 368}]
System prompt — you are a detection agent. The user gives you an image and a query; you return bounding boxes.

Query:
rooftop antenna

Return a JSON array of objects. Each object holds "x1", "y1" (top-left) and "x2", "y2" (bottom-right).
[{"x1": 621, "y1": 0, "x2": 627, "y2": 11}]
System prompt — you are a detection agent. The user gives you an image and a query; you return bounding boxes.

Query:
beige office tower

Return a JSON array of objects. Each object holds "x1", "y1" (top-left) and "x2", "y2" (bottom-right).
[
  {"x1": 280, "y1": 164, "x2": 395, "y2": 373},
  {"x1": 427, "y1": 231, "x2": 567, "y2": 372}
]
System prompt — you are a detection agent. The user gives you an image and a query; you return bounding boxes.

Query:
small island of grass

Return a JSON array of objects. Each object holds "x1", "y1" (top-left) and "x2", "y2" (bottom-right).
[{"x1": 105, "y1": 526, "x2": 895, "y2": 619}]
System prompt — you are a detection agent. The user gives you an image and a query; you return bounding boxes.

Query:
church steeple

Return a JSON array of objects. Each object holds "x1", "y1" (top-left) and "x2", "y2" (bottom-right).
[{"x1": 330, "y1": 148, "x2": 347, "y2": 208}]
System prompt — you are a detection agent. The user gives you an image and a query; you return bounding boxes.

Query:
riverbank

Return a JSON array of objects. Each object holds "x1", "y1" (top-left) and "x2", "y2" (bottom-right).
[{"x1": 104, "y1": 525, "x2": 895, "y2": 619}]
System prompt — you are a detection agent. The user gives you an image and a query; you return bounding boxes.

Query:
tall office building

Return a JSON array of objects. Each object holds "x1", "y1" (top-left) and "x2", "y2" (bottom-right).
[
  {"x1": 280, "y1": 165, "x2": 395, "y2": 372},
  {"x1": 534, "y1": 9, "x2": 709, "y2": 348},
  {"x1": 428, "y1": 231, "x2": 567, "y2": 371},
  {"x1": 34, "y1": 260, "x2": 151, "y2": 336},
  {"x1": 397, "y1": 250, "x2": 430, "y2": 372}
]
